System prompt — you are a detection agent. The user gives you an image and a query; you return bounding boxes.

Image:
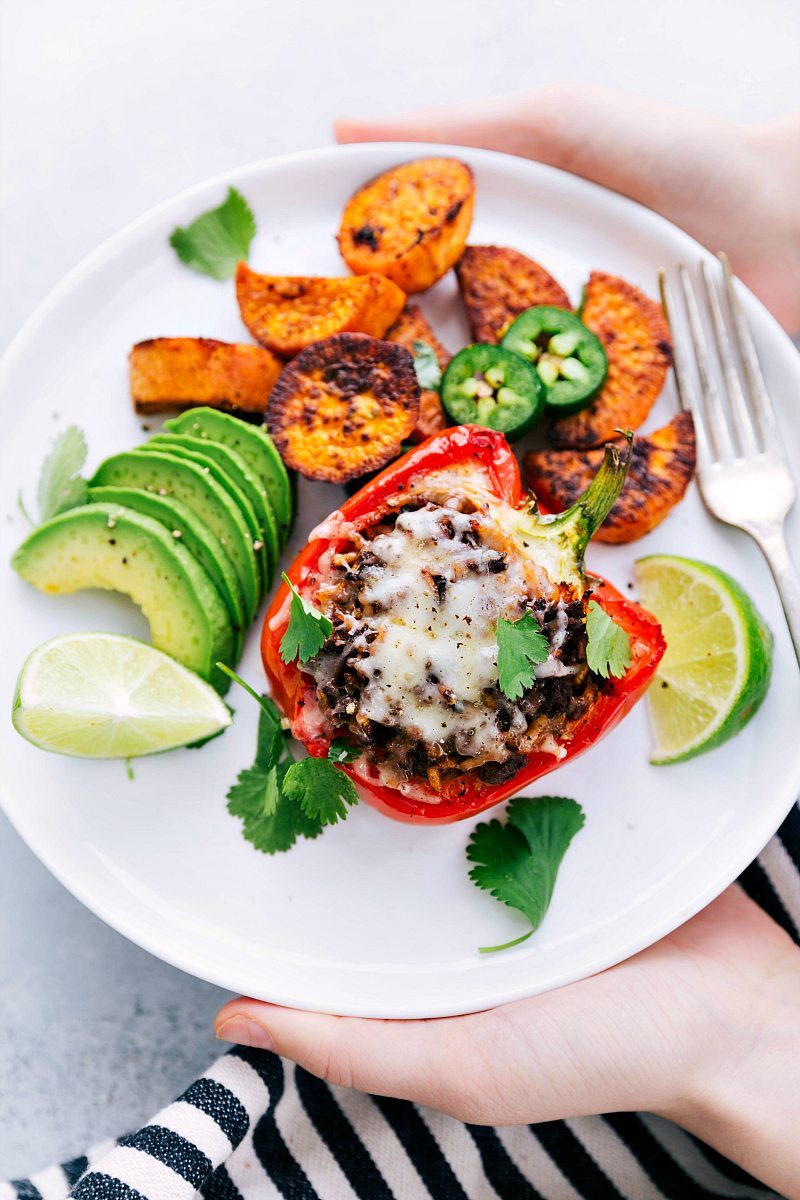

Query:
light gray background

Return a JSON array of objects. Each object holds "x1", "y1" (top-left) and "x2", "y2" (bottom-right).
[{"x1": 1, "y1": 0, "x2": 799, "y2": 1176}]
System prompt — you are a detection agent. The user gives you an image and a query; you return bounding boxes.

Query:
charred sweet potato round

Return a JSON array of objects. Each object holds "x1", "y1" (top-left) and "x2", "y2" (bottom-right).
[
  {"x1": 385, "y1": 304, "x2": 449, "y2": 441},
  {"x1": 456, "y1": 246, "x2": 571, "y2": 343},
  {"x1": 236, "y1": 263, "x2": 406, "y2": 357},
  {"x1": 338, "y1": 158, "x2": 475, "y2": 294},
  {"x1": 130, "y1": 337, "x2": 283, "y2": 416},
  {"x1": 265, "y1": 333, "x2": 420, "y2": 483},
  {"x1": 524, "y1": 411, "x2": 695, "y2": 542},
  {"x1": 549, "y1": 272, "x2": 672, "y2": 449}
]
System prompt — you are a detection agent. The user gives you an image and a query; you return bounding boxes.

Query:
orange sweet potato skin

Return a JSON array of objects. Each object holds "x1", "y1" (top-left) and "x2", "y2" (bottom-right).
[
  {"x1": 455, "y1": 246, "x2": 571, "y2": 343},
  {"x1": 236, "y1": 263, "x2": 406, "y2": 357},
  {"x1": 385, "y1": 304, "x2": 449, "y2": 440},
  {"x1": 338, "y1": 158, "x2": 474, "y2": 294},
  {"x1": 549, "y1": 272, "x2": 672, "y2": 449},
  {"x1": 265, "y1": 333, "x2": 420, "y2": 484},
  {"x1": 129, "y1": 337, "x2": 282, "y2": 415},
  {"x1": 525, "y1": 411, "x2": 695, "y2": 542}
]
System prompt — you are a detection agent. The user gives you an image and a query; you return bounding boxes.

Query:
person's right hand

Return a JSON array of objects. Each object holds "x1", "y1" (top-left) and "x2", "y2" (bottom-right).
[
  {"x1": 336, "y1": 84, "x2": 800, "y2": 333},
  {"x1": 217, "y1": 886, "x2": 800, "y2": 1199}
]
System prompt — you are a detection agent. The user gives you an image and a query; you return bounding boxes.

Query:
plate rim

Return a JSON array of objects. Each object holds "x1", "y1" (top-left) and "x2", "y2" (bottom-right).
[{"x1": 1, "y1": 140, "x2": 798, "y2": 1017}]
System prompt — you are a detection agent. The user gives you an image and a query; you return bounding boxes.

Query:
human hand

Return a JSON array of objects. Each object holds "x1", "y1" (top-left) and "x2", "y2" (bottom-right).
[
  {"x1": 216, "y1": 886, "x2": 800, "y2": 1198},
  {"x1": 336, "y1": 84, "x2": 800, "y2": 334}
]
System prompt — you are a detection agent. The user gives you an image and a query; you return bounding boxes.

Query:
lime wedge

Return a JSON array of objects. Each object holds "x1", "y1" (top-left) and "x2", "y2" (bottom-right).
[
  {"x1": 12, "y1": 632, "x2": 232, "y2": 758},
  {"x1": 634, "y1": 555, "x2": 773, "y2": 764}
]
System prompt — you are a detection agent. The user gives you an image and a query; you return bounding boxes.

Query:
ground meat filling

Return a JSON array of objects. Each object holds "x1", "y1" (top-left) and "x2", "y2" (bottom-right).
[{"x1": 307, "y1": 500, "x2": 597, "y2": 792}]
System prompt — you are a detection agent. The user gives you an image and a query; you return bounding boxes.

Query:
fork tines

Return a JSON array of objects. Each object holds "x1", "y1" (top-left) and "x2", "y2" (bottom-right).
[{"x1": 658, "y1": 253, "x2": 781, "y2": 466}]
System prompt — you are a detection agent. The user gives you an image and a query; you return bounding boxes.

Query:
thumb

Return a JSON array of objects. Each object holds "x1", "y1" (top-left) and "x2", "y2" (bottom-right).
[{"x1": 214, "y1": 998, "x2": 482, "y2": 1113}]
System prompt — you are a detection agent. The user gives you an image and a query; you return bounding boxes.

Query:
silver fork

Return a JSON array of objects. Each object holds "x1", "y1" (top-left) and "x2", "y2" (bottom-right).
[{"x1": 659, "y1": 253, "x2": 800, "y2": 667}]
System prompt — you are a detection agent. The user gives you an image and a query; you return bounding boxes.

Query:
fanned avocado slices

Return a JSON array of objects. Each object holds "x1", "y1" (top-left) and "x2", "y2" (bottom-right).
[
  {"x1": 90, "y1": 450, "x2": 260, "y2": 622},
  {"x1": 165, "y1": 409, "x2": 293, "y2": 543},
  {"x1": 135, "y1": 440, "x2": 268, "y2": 595},
  {"x1": 87, "y1": 485, "x2": 246, "y2": 663},
  {"x1": 12, "y1": 503, "x2": 235, "y2": 693},
  {"x1": 145, "y1": 433, "x2": 278, "y2": 586}
]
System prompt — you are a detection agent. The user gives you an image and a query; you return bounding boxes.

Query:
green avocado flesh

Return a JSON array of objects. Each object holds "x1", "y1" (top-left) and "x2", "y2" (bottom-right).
[
  {"x1": 165, "y1": 408, "x2": 293, "y2": 542},
  {"x1": 135, "y1": 440, "x2": 267, "y2": 594},
  {"x1": 87, "y1": 485, "x2": 245, "y2": 662},
  {"x1": 144, "y1": 433, "x2": 278, "y2": 587},
  {"x1": 90, "y1": 450, "x2": 260, "y2": 622},
  {"x1": 11, "y1": 504, "x2": 234, "y2": 693}
]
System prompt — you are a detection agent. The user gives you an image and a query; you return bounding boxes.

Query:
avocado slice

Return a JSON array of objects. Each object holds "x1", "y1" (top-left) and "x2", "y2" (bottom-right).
[
  {"x1": 145, "y1": 433, "x2": 278, "y2": 588},
  {"x1": 165, "y1": 409, "x2": 293, "y2": 544},
  {"x1": 12, "y1": 504, "x2": 234, "y2": 693},
  {"x1": 88, "y1": 485, "x2": 246, "y2": 663},
  {"x1": 135, "y1": 441, "x2": 268, "y2": 596},
  {"x1": 90, "y1": 450, "x2": 260, "y2": 623}
]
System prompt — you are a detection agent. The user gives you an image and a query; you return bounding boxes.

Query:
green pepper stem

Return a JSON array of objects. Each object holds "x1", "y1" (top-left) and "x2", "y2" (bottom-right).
[{"x1": 557, "y1": 430, "x2": 633, "y2": 562}]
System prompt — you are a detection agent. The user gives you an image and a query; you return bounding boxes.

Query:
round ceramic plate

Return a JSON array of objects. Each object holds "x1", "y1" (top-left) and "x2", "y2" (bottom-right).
[{"x1": 1, "y1": 144, "x2": 799, "y2": 1018}]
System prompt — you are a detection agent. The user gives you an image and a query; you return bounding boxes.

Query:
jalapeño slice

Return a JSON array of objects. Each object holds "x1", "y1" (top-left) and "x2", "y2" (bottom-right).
[
  {"x1": 441, "y1": 344, "x2": 544, "y2": 439},
  {"x1": 501, "y1": 306, "x2": 607, "y2": 416}
]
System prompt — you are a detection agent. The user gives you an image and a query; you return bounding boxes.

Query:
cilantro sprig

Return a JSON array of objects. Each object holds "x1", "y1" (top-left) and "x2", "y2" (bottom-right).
[
  {"x1": 279, "y1": 573, "x2": 332, "y2": 664},
  {"x1": 219, "y1": 665, "x2": 358, "y2": 854},
  {"x1": 496, "y1": 613, "x2": 549, "y2": 700},
  {"x1": 468, "y1": 795, "x2": 585, "y2": 952},
  {"x1": 411, "y1": 339, "x2": 442, "y2": 391},
  {"x1": 169, "y1": 187, "x2": 256, "y2": 281},
  {"x1": 31, "y1": 426, "x2": 89, "y2": 523},
  {"x1": 586, "y1": 600, "x2": 632, "y2": 679}
]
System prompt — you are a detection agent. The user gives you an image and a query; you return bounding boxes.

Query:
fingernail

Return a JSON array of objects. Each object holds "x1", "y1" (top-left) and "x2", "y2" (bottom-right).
[{"x1": 216, "y1": 1015, "x2": 274, "y2": 1051}]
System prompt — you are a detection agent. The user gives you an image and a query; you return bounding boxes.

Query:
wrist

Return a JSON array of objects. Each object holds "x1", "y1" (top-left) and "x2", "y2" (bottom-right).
[{"x1": 658, "y1": 953, "x2": 800, "y2": 1198}]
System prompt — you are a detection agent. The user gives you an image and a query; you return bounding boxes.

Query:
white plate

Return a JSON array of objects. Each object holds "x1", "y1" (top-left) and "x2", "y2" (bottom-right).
[{"x1": 1, "y1": 144, "x2": 799, "y2": 1018}]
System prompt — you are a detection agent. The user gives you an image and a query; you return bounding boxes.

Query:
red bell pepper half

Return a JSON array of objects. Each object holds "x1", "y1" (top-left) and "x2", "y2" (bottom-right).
[{"x1": 262, "y1": 425, "x2": 665, "y2": 824}]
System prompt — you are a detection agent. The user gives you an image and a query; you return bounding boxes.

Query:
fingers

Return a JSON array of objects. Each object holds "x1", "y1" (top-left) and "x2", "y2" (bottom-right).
[
  {"x1": 334, "y1": 82, "x2": 732, "y2": 217},
  {"x1": 335, "y1": 91, "x2": 554, "y2": 158},
  {"x1": 215, "y1": 998, "x2": 488, "y2": 1116}
]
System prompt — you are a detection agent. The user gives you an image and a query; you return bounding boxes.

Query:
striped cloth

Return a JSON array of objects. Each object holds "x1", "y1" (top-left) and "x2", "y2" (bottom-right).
[{"x1": 3, "y1": 804, "x2": 797, "y2": 1200}]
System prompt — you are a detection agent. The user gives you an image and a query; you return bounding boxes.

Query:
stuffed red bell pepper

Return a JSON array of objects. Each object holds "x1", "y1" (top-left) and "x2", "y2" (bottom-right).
[{"x1": 261, "y1": 424, "x2": 665, "y2": 824}]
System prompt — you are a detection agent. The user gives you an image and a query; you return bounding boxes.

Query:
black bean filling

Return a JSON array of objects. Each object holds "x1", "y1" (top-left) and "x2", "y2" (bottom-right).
[{"x1": 306, "y1": 506, "x2": 598, "y2": 792}]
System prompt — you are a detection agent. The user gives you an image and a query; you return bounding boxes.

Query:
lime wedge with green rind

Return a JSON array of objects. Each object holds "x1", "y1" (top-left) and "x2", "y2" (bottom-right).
[
  {"x1": 634, "y1": 554, "x2": 773, "y2": 764},
  {"x1": 13, "y1": 632, "x2": 232, "y2": 758}
]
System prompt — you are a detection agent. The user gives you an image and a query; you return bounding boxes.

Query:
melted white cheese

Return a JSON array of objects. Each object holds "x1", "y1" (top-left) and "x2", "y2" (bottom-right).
[{"x1": 349, "y1": 504, "x2": 556, "y2": 755}]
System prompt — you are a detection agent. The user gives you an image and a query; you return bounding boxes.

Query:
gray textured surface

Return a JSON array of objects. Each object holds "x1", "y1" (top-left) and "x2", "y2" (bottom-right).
[{"x1": 2, "y1": 0, "x2": 799, "y2": 1178}]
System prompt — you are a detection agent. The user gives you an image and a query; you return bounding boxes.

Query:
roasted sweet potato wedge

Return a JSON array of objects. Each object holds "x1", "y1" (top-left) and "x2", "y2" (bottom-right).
[
  {"x1": 549, "y1": 272, "x2": 672, "y2": 449},
  {"x1": 455, "y1": 246, "x2": 571, "y2": 344},
  {"x1": 338, "y1": 158, "x2": 474, "y2": 294},
  {"x1": 236, "y1": 263, "x2": 406, "y2": 357},
  {"x1": 385, "y1": 304, "x2": 449, "y2": 441},
  {"x1": 524, "y1": 411, "x2": 695, "y2": 542},
  {"x1": 129, "y1": 337, "x2": 282, "y2": 416},
  {"x1": 265, "y1": 333, "x2": 420, "y2": 483}
]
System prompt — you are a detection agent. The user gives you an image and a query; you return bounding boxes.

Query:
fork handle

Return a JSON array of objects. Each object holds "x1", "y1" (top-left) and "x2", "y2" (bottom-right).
[{"x1": 749, "y1": 523, "x2": 800, "y2": 669}]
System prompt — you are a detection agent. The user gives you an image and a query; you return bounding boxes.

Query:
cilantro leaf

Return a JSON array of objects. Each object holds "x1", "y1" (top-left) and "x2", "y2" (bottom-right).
[
  {"x1": 36, "y1": 426, "x2": 88, "y2": 521},
  {"x1": 328, "y1": 739, "x2": 361, "y2": 764},
  {"x1": 169, "y1": 187, "x2": 256, "y2": 280},
  {"x1": 225, "y1": 694, "x2": 323, "y2": 855},
  {"x1": 467, "y1": 795, "x2": 585, "y2": 952},
  {"x1": 412, "y1": 339, "x2": 442, "y2": 391},
  {"x1": 282, "y1": 757, "x2": 359, "y2": 826},
  {"x1": 228, "y1": 761, "x2": 280, "y2": 821},
  {"x1": 585, "y1": 600, "x2": 632, "y2": 679},
  {"x1": 496, "y1": 613, "x2": 549, "y2": 700},
  {"x1": 279, "y1": 573, "x2": 332, "y2": 664}
]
